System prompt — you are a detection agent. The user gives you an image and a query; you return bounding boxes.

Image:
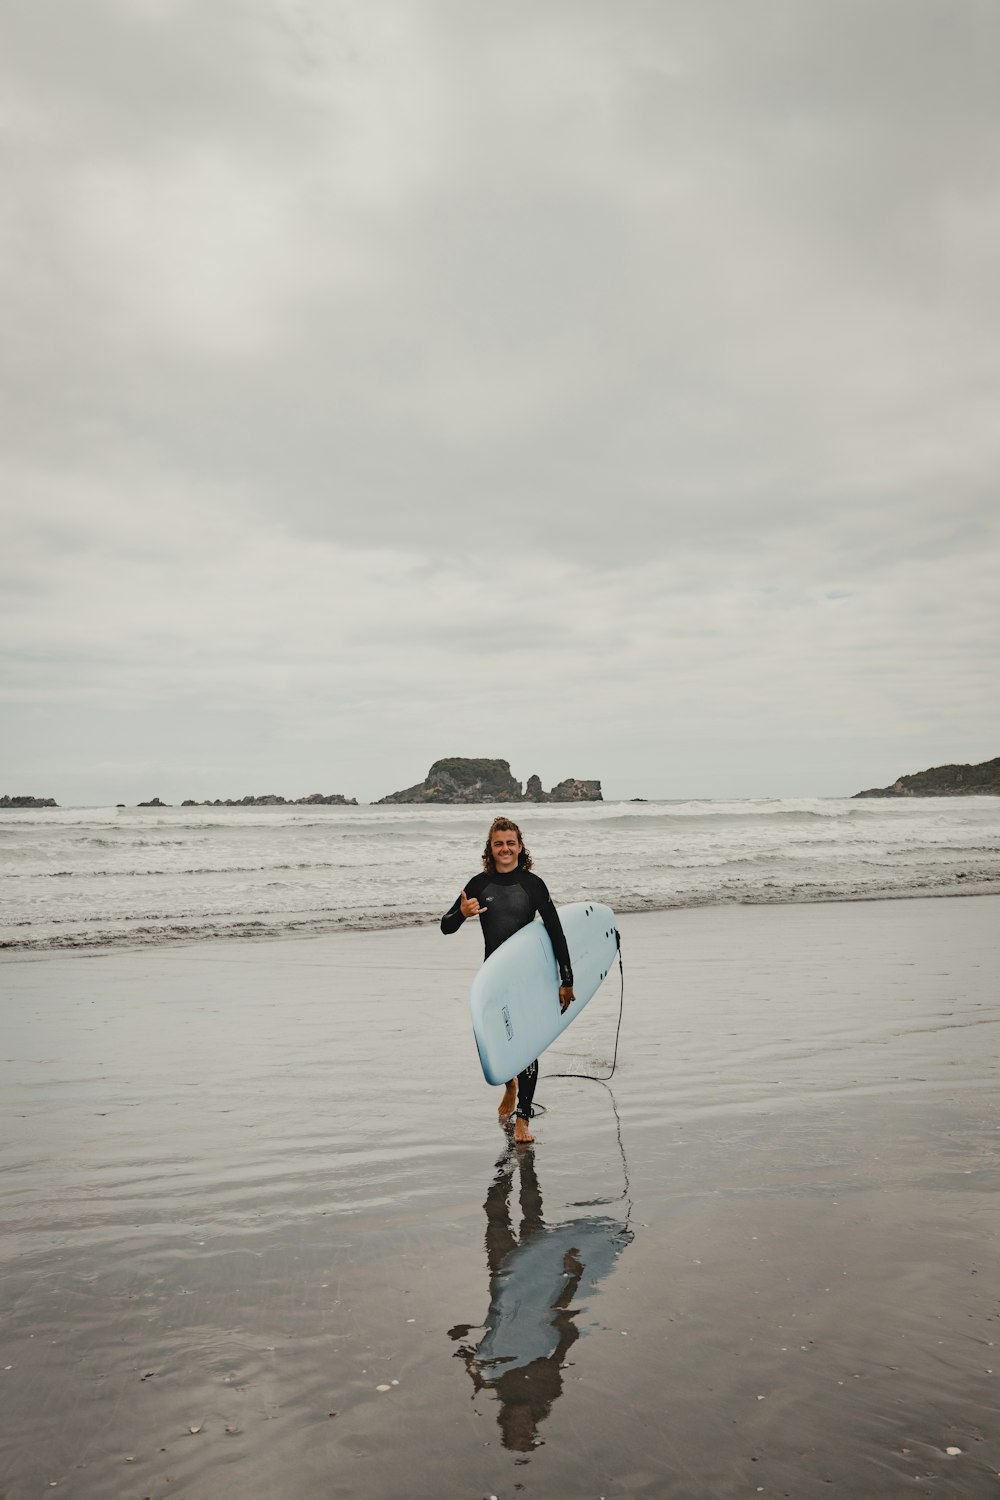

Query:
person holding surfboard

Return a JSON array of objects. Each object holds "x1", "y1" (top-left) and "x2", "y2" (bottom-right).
[{"x1": 441, "y1": 816, "x2": 575, "y2": 1144}]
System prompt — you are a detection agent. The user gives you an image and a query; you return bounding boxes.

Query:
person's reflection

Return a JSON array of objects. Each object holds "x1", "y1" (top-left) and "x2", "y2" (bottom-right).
[{"x1": 449, "y1": 1147, "x2": 633, "y2": 1452}]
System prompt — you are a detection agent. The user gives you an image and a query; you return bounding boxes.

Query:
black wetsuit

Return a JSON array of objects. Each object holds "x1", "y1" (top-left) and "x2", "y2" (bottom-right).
[{"x1": 441, "y1": 863, "x2": 573, "y2": 1122}]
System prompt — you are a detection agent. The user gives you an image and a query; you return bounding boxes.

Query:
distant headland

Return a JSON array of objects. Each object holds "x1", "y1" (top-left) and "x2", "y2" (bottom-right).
[
  {"x1": 136, "y1": 793, "x2": 358, "y2": 808},
  {"x1": 375, "y1": 758, "x2": 602, "y2": 805},
  {"x1": 854, "y1": 756, "x2": 1000, "y2": 798},
  {"x1": 8, "y1": 757, "x2": 998, "y2": 808}
]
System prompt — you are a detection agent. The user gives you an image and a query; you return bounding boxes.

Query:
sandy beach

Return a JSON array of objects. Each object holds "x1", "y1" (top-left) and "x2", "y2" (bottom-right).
[{"x1": 2, "y1": 894, "x2": 998, "y2": 1498}]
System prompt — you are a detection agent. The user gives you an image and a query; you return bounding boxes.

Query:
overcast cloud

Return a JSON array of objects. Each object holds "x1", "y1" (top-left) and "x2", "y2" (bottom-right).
[{"x1": 2, "y1": 0, "x2": 997, "y2": 804}]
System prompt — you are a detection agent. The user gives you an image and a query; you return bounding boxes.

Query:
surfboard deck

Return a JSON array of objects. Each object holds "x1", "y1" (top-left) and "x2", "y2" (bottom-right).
[{"x1": 470, "y1": 901, "x2": 619, "y2": 1085}]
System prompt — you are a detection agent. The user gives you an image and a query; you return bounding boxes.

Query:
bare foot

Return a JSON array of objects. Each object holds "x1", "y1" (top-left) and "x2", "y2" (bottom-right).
[
  {"x1": 514, "y1": 1118, "x2": 534, "y2": 1145},
  {"x1": 498, "y1": 1081, "x2": 517, "y2": 1122}
]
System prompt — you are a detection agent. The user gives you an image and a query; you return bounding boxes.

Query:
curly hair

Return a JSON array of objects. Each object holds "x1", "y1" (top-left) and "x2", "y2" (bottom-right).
[{"x1": 481, "y1": 815, "x2": 533, "y2": 873}]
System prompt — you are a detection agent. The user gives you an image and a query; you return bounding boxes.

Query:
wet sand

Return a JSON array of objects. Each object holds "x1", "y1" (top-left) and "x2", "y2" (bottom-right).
[{"x1": 1, "y1": 895, "x2": 998, "y2": 1498}]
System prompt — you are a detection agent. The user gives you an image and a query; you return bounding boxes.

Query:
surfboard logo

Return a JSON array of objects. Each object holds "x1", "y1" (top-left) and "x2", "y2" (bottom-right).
[{"x1": 502, "y1": 1005, "x2": 513, "y2": 1040}]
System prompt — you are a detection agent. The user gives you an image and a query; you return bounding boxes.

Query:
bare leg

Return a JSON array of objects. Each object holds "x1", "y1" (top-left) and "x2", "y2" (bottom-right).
[
  {"x1": 514, "y1": 1116, "x2": 534, "y2": 1145},
  {"x1": 498, "y1": 1080, "x2": 517, "y2": 1122}
]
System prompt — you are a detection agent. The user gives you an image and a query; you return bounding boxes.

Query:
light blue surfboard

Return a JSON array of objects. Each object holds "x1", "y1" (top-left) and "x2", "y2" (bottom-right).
[{"x1": 470, "y1": 902, "x2": 619, "y2": 1085}]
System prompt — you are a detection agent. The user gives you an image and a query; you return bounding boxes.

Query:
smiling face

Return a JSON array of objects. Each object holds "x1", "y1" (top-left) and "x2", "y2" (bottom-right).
[{"x1": 489, "y1": 826, "x2": 522, "y2": 874}]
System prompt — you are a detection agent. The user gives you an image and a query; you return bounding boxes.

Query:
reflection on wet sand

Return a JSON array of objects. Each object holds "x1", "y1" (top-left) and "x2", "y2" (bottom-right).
[{"x1": 449, "y1": 1147, "x2": 633, "y2": 1452}]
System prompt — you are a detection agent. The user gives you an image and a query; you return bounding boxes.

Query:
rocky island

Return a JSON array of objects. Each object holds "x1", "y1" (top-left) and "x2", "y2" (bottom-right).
[
  {"x1": 375, "y1": 758, "x2": 602, "y2": 805},
  {"x1": 0, "y1": 795, "x2": 58, "y2": 808},
  {"x1": 854, "y1": 756, "x2": 1000, "y2": 798}
]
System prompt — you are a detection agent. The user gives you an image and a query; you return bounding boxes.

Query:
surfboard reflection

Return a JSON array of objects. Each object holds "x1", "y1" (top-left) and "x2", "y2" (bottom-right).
[{"x1": 450, "y1": 1148, "x2": 633, "y2": 1452}]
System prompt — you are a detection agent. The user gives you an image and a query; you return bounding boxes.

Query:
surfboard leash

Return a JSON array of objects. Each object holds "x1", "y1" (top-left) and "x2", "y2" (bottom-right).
[{"x1": 546, "y1": 927, "x2": 624, "y2": 1085}]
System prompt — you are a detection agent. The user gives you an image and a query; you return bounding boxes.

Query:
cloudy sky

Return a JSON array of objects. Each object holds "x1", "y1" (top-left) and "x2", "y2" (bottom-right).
[{"x1": 2, "y1": 0, "x2": 998, "y2": 805}]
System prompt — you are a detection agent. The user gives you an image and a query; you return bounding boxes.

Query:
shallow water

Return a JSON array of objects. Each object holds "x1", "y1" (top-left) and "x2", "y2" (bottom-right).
[{"x1": 2, "y1": 896, "x2": 999, "y2": 1497}]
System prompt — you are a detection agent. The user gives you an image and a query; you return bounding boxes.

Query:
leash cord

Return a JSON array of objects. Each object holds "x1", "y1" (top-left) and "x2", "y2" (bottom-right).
[{"x1": 546, "y1": 932, "x2": 624, "y2": 1086}]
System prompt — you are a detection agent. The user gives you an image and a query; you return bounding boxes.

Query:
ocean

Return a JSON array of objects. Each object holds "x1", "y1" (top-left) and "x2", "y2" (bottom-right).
[{"x1": 3, "y1": 797, "x2": 999, "y2": 952}]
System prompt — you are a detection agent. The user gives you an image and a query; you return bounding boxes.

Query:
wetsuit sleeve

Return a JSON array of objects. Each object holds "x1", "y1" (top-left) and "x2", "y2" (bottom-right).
[
  {"x1": 532, "y1": 875, "x2": 574, "y2": 987},
  {"x1": 441, "y1": 874, "x2": 482, "y2": 935},
  {"x1": 440, "y1": 894, "x2": 465, "y2": 934}
]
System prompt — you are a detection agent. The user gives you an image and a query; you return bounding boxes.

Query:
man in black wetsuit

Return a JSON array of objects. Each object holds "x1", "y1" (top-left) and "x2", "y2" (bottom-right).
[{"x1": 441, "y1": 816, "x2": 575, "y2": 1145}]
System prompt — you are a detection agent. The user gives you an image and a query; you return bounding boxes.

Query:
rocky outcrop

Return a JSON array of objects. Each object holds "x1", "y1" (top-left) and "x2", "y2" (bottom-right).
[
  {"x1": 377, "y1": 758, "x2": 523, "y2": 804},
  {"x1": 178, "y1": 793, "x2": 358, "y2": 807},
  {"x1": 854, "y1": 756, "x2": 1000, "y2": 798},
  {"x1": 0, "y1": 795, "x2": 58, "y2": 808},
  {"x1": 539, "y1": 777, "x2": 603, "y2": 802},
  {"x1": 294, "y1": 793, "x2": 357, "y2": 805},
  {"x1": 377, "y1": 758, "x2": 602, "y2": 805},
  {"x1": 525, "y1": 773, "x2": 603, "y2": 802},
  {"x1": 138, "y1": 797, "x2": 170, "y2": 807}
]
